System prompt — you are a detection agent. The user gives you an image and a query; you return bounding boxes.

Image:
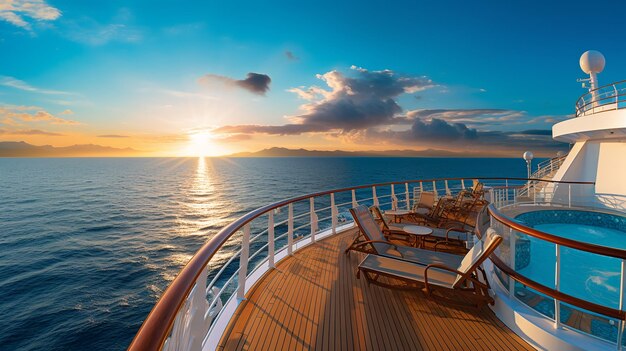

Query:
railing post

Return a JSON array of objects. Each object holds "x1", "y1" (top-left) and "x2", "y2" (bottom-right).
[
  {"x1": 188, "y1": 267, "x2": 210, "y2": 350},
  {"x1": 461, "y1": 179, "x2": 466, "y2": 190},
  {"x1": 618, "y1": 259, "x2": 626, "y2": 350},
  {"x1": 444, "y1": 180, "x2": 450, "y2": 196},
  {"x1": 509, "y1": 227, "x2": 516, "y2": 296},
  {"x1": 310, "y1": 197, "x2": 316, "y2": 243},
  {"x1": 405, "y1": 183, "x2": 410, "y2": 210},
  {"x1": 372, "y1": 186, "x2": 379, "y2": 207},
  {"x1": 351, "y1": 189, "x2": 358, "y2": 208},
  {"x1": 287, "y1": 203, "x2": 294, "y2": 255},
  {"x1": 554, "y1": 244, "x2": 561, "y2": 329},
  {"x1": 331, "y1": 193, "x2": 337, "y2": 235},
  {"x1": 505, "y1": 179, "x2": 509, "y2": 205},
  {"x1": 268, "y1": 212, "x2": 275, "y2": 268},
  {"x1": 533, "y1": 183, "x2": 537, "y2": 205},
  {"x1": 390, "y1": 185, "x2": 397, "y2": 210},
  {"x1": 419, "y1": 181, "x2": 423, "y2": 193},
  {"x1": 432, "y1": 181, "x2": 438, "y2": 200},
  {"x1": 568, "y1": 184, "x2": 572, "y2": 208},
  {"x1": 237, "y1": 223, "x2": 251, "y2": 300}
]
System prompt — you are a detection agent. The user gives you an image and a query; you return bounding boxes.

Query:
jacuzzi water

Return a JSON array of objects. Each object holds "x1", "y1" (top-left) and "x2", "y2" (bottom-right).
[{"x1": 515, "y1": 210, "x2": 626, "y2": 309}]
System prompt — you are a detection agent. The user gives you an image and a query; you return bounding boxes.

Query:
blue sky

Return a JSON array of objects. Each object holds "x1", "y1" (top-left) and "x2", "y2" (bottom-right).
[{"x1": 1, "y1": 0, "x2": 625, "y2": 156}]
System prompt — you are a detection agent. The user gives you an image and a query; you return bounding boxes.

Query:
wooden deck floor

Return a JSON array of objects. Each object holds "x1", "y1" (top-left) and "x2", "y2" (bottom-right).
[{"x1": 218, "y1": 229, "x2": 535, "y2": 351}]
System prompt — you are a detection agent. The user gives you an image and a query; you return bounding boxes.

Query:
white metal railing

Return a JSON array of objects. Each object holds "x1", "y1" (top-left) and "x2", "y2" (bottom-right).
[
  {"x1": 132, "y1": 177, "x2": 612, "y2": 351},
  {"x1": 575, "y1": 80, "x2": 626, "y2": 116}
]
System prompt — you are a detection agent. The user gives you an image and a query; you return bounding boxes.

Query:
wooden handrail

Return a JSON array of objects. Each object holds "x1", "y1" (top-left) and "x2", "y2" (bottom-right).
[
  {"x1": 128, "y1": 177, "x2": 596, "y2": 351},
  {"x1": 487, "y1": 204, "x2": 626, "y2": 259}
]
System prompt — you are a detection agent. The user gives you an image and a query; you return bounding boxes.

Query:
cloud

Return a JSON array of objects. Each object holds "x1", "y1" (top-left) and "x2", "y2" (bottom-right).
[
  {"x1": 198, "y1": 72, "x2": 272, "y2": 95},
  {"x1": 0, "y1": 105, "x2": 80, "y2": 125},
  {"x1": 406, "y1": 108, "x2": 526, "y2": 127},
  {"x1": 0, "y1": 76, "x2": 73, "y2": 95},
  {"x1": 0, "y1": 128, "x2": 63, "y2": 136},
  {"x1": 97, "y1": 134, "x2": 129, "y2": 138},
  {"x1": 285, "y1": 51, "x2": 299, "y2": 61},
  {"x1": 410, "y1": 118, "x2": 478, "y2": 140},
  {"x1": 211, "y1": 65, "x2": 567, "y2": 154},
  {"x1": 0, "y1": 0, "x2": 61, "y2": 31},
  {"x1": 216, "y1": 66, "x2": 434, "y2": 135},
  {"x1": 359, "y1": 118, "x2": 564, "y2": 153}
]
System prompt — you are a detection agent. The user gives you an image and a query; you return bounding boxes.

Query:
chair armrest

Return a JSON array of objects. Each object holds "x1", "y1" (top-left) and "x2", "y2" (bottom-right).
[{"x1": 353, "y1": 240, "x2": 397, "y2": 250}]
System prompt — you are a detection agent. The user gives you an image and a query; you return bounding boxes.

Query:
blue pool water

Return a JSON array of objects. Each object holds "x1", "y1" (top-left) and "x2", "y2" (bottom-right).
[
  {"x1": 515, "y1": 211, "x2": 626, "y2": 309},
  {"x1": 0, "y1": 157, "x2": 529, "y2": 350}
]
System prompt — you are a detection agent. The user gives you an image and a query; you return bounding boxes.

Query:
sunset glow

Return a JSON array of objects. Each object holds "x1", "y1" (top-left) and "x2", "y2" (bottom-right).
[
  {"x1": 2, "y1": 1, "x2": 625, "y2": 157},
  {"x1": 185, "y1": 132, "x2": 225, "y2": 157}
]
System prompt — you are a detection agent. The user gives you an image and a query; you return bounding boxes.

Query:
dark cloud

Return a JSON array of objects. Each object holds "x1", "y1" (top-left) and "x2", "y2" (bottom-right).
[
  {"x1": 406, "y1": 108, "x2": 525, "y2": 127},
  {"x1": 285, "y1": 51, "x2": 299, "y2": 61},
  {"x1": 363, "y1": 118, "x2": 565, "y2": 153},
  {"x1": 198, "y1": 72, "x2": 271, "y2": 95},
  {"x1": 215, "y1": 66, "x2": 433, "y2": 135},
  {"x1": 515, "y1": 129, "x2": 552, "y2": 136},
  {"x1": 410, "y1": 118, "x2": 478, "y2": 140},
  {"x1": 98, "y1": 134, "x2": 129, "y2": 138}
]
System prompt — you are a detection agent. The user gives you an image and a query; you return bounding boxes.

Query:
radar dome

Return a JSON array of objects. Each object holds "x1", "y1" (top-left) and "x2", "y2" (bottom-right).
[{"x1": 580, "y1": 50, "x2": 605, "y2": 74}]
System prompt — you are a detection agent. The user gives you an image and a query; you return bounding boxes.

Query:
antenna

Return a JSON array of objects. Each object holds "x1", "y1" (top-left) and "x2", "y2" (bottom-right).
[{"x1": 579, "y1": 50, "x2": 605, "y2": 92}]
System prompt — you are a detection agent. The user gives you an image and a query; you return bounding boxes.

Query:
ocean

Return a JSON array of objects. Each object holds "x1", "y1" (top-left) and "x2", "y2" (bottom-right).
[{"x1": 0, "y1": 157, "x2": 533, "y2": 350}]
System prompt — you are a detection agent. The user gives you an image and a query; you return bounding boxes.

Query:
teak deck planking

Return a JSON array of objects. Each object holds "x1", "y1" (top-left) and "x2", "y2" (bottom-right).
[{"x1": 217, "y1": 228, "x2": 534, "y2": 351}]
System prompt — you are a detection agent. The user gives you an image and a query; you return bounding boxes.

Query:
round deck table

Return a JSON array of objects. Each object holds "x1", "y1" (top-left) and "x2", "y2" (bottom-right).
[{"x1": 403, "y1": 225, "x2": 433, "y2": 248}]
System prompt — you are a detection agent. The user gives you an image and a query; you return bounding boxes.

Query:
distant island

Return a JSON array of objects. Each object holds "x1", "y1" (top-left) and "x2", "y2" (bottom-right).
[
  {"x1": 0, "y1": 141, "x2": 141, "y2": 157},
  {"x1": 228, "y1": 147, "x2": 486, "y2": 158}
]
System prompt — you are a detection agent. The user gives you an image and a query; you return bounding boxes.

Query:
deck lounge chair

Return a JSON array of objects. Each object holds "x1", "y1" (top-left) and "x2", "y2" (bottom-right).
[
  {"x1": 371, "y1": 205, "x2": 473, "y2": 249},
  {"x1": 357, "y1": 228, "x2": 503, "y2": 308},
  {"x1": 345, "y1": 205, "x2": 466, "y2": 268},
  {"x1": 370, "y1": 206, "x2": 420, "y2": 244},
  {"x1": 408, "y1": 196, "x2": 475, "y2": 230},
  {"x1": 412, "y1": 191, "x2": 435, "y2": 216}
]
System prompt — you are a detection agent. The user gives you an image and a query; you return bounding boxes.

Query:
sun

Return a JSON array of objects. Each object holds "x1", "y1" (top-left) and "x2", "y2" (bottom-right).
[{"x1": 186, "y1": 132, "x2": 224, "y2": 157}]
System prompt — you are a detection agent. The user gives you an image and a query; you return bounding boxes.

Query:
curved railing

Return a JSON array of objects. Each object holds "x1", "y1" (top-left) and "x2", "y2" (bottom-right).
[
  {"x1": 481, "y1": 184, "x2": 626, "y2": 348},
  {"x1": 575, "y1": 80, "x2": 626, "y2": 116},
  {"x1": 129, "y1": 177, "x2": 608, "y2": 351}
]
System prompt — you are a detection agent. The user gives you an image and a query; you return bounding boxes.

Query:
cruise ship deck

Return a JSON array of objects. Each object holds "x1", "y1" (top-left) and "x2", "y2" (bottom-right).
[{"x1": 218, "y1": 228, "x2": 533, "y2": 351}]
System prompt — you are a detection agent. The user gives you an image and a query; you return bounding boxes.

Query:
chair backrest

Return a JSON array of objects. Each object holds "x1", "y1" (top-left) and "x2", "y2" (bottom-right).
[
  {"x1": 431, "y1": 198, "x2": 448, "y2": 218},
  {"x1": 474, "y1": 206, "x2": 490, "y2": 240},
  {"x1": 349, "y1": 205, "x2": 388, "y2": 246},
  {"x1": 451, "y1": 228, "x2": 502, "y2": 288},
  {"x1": 369, "y1": 206, "x2": 390, "y2": 231},
  {"x1": 413, "y1": 191, "x2": 435, "y2": 212},
  {"x1": 473, "y1": 182, "x2": 484, "y2": 197}
]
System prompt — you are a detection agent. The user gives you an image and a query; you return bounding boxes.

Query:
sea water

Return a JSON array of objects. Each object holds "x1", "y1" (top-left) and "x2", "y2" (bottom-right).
[{"x1": 0, "y1": 157, "x2": 528, "y2": 350}]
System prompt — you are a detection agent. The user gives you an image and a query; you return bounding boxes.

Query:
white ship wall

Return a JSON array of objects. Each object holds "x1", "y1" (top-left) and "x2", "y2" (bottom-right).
[{"x1": 551, "y1": 139, "x2": 626, "y2": 211}]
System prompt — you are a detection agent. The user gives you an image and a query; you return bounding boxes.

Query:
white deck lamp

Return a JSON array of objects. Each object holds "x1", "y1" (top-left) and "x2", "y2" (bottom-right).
[{"x1": 523, "y1": 151, "x2": 534, "y2": 180}]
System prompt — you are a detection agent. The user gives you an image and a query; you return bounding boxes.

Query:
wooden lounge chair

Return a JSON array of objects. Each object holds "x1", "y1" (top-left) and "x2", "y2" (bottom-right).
[
  {"x1": 345, "y1": 205, "x2": 466, "y2": 268},
  {"x1": 357, "y1": 228, "x2": 503, "y2": 308},
  {"x1": 412, "y1": 191, "x2": 435, "y2": 216},
  {"x1": 370, "y1": 206, "x2": 420, "y2": 244},
  {"x1": 371, "y1": 204, "x2": 473, "y2": 249},
  {"x1": 408, "y1": 197, "x2": 474, "y2": 230}
]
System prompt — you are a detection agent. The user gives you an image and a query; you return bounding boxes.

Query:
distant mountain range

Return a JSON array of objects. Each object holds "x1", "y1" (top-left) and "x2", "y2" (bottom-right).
[
  {"x1": 0, "y1": 141, "x2": 141, "y2": 157},
  {"x1": 228, "y1": 147, "x2": 484, "y2": 157}
]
